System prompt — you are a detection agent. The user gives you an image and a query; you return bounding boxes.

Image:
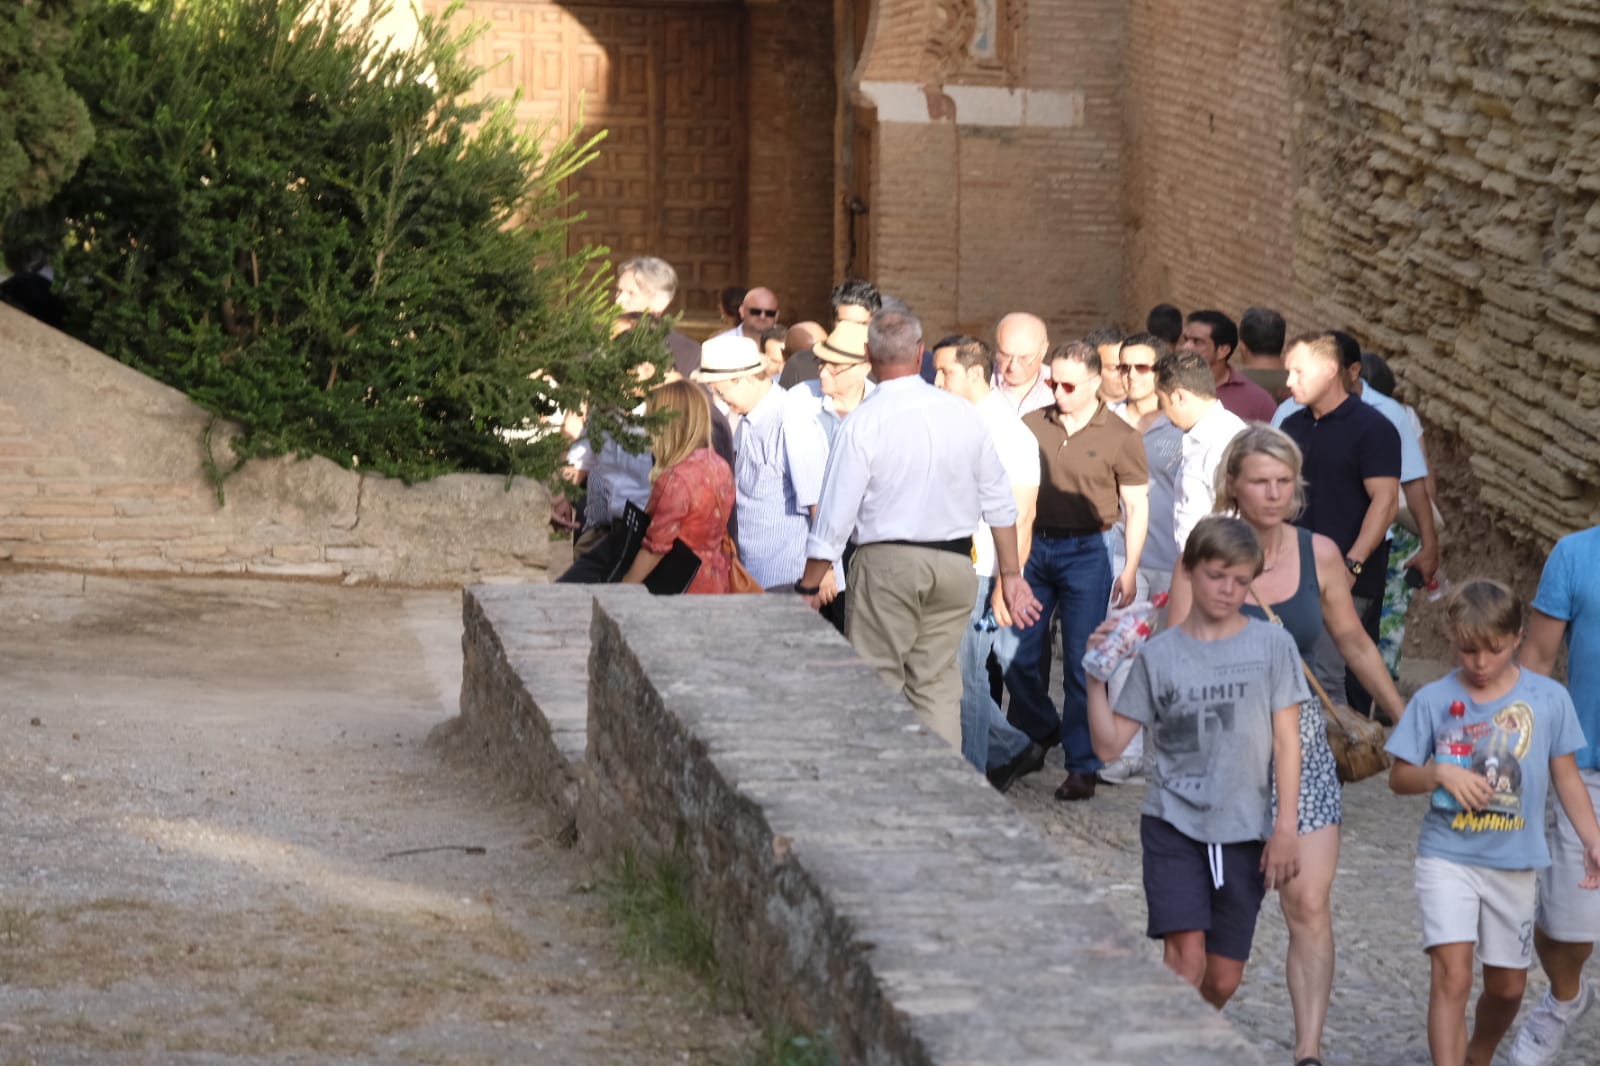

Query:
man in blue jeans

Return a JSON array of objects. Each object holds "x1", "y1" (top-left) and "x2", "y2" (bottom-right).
[{"x1": 1005, "y1": 340, "x2": 1149, "y2": 801}]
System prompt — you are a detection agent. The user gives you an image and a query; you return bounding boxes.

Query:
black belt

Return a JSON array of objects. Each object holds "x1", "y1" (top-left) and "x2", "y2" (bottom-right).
[
  {"x1": 874, "y1": 536, "x2": 973, "y2": 557},
  {"x1": 1034, "y1": 525, "x2": 1104, "y2": 540}
]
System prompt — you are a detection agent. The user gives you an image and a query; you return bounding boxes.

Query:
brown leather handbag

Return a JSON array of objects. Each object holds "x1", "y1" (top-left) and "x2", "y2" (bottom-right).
[
  {"x1": 1253, "y1": 588, "x2": 1391, "y2": 783},
  {"x1": 722, "y1": 534, "x2": 763, "y2": 595}
]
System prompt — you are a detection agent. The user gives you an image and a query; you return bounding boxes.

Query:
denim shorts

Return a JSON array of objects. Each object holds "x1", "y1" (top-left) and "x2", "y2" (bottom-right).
[{"x1": 1141, "y1": 815, "x2": 1267, "y2": 962}]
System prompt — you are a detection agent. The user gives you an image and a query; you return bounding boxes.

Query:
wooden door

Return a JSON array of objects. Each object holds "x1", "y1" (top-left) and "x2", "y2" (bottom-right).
[{"x1": 440, "y1": 2, "x2": 746, "y2": 314}]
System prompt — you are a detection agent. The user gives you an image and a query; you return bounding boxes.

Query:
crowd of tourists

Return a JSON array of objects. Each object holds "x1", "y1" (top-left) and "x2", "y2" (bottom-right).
[{"x1": 553, "y1": 256, "x2": 1600, "y2": 1066}]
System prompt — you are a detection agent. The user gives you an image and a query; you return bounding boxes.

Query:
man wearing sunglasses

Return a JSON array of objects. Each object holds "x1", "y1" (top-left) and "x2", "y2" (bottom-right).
[
  {"x1": 1007, "y1": 341, "x2": 1150, "y2": 802},
  {"x1": 713, "y1": 286, "x2": 781, "y2": 343},
  {"x1": 1096, "y1": 332, "x2": 1185, "y2": 786}
]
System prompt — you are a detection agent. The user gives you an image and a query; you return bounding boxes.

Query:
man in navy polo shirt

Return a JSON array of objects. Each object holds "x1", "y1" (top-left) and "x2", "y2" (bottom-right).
[{"x1": 1280, "y1": 330, "x2": 1401, "y2": 715}]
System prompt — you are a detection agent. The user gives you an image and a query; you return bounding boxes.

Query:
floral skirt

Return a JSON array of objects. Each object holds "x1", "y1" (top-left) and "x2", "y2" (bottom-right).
[{"x1": 1274, "y1": 696, "x2": 1344, "y2": 835}]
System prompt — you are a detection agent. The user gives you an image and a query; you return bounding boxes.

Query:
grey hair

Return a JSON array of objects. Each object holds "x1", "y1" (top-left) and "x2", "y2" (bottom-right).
[
  {"x1": 617, "y1": 256, "x2": 678, "y2": 300},
  {"x1": 868, "y1": 309, "x2": 924, "y2": 366}
]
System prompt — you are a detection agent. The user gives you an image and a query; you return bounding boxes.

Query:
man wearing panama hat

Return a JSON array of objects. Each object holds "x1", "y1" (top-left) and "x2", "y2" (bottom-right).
[{"x1": 695, "y1": 335, "x2": 833, "y2": 594}]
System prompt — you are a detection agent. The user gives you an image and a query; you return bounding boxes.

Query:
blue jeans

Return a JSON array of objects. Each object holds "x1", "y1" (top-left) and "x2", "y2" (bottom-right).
[
  {"x1": 958, "y1": 576, "x2": 1032, "y2": 772},
  {"x1": 1001, "y1": 531, "x2": 1112, "y2": 774}
]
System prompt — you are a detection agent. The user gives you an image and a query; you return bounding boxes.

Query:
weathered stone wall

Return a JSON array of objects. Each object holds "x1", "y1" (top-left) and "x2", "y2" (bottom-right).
[
  {"x1": 455, "y1": 583, "x2": 1268, "y2": 1065},
  {"x1": 1290, "y1": 1, "x2": 1600, "y2": 550},
  {"x1": 0, "y1": 307, "x2": 553, "y2": 584}
]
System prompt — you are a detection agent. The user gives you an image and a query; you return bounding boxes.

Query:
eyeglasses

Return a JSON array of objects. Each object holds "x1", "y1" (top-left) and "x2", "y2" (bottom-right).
[
  {"x1": 1118, "y1": 363, "x2": 1155, "y2": 375},
  {"x1": 747, "y1": 308, "x2": 779, "y2": 318},
  {"x1": 1053, "y1": 379, "x2": 1093, "y2": 394},
  {"x1": 818, "y1": 360, "x2": 864, "y2": 374}
]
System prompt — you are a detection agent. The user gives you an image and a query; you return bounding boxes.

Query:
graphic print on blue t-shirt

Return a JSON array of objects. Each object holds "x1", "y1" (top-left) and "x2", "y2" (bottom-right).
[{"x1": 1448, "y1": 701, "x2": 1535, "y2": 831}]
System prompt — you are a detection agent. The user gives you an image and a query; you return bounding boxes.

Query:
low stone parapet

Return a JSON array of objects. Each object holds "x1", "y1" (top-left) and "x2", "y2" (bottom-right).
[{"x1": 458, "y1": 583, "x2": 1264, "y2": 1065}]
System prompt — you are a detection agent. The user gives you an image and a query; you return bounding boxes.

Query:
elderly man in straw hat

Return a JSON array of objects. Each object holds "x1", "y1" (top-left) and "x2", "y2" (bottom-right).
[{"x1": 694, "y1": 334, "x2": 834, "y2": 595}]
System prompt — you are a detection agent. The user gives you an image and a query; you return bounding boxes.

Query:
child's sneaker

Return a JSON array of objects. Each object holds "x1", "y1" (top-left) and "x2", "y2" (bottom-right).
[{"x1": 1509, "y1": 979, "x2": 1594, "y2": 1066}]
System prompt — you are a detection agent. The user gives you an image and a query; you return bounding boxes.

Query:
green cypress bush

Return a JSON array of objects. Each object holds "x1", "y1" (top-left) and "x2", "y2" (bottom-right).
[
  {"x1": 0, "y1": 0, "x2": 94, "y2": 218},
  {"x1": 47, "y1": 0, "x2": 658, "y2": 483}
]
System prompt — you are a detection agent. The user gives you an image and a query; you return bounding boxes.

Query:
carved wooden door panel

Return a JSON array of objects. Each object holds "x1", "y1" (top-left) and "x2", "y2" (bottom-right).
[{"x1": 437, "y1": 2, "x2": 746, "y2": 314}]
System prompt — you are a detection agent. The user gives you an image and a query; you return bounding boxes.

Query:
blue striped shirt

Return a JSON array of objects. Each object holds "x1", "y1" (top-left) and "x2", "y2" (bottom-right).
[{"x1": 733, "y1": 384, "x2": 829, "y2": 588}]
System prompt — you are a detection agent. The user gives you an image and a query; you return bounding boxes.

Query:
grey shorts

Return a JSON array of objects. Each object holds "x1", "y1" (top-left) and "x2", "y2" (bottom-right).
[
  {"x1": 1415, "y1": 855, "x2": 1537, "y2": 969},
  {"x1": 1537, "y1": 768, "x2": 1600, "y2": 942}
]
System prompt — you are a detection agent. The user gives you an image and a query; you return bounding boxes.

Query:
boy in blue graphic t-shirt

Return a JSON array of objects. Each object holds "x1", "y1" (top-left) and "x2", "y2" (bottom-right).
[{"x1": 1387, "y1": 578, "x2": 1600, "y2": 1066}]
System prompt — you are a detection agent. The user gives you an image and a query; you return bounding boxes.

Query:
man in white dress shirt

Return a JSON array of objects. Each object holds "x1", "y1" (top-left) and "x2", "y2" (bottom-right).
[
  {"x1": 798, "y1": 311, "x2": 1042, "y2": 747},
  {"x1": 1157, "y1": 348, "x2": 1248, "y2": 557},
  {"x1": 993, "y1": 312, "x2": 1055, "y2": 416}
]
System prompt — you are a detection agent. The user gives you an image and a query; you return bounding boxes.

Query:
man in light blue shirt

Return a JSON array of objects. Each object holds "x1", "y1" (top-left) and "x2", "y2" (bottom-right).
[
  {"x1": 695, "y1": 335, "x2": 830, "y2": 591},
  {"x1": 1510, "y1": 525, "x2": 1600, "y2": 1066}
]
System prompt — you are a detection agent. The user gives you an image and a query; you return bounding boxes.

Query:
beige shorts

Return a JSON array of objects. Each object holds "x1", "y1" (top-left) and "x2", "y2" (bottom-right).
[
  {"x1": 1537, "y1": 768, "x2": 1600, "y2": 942},
  {"x1": 1415, "y1": 855, "x2": 1537, "y2": 969}
]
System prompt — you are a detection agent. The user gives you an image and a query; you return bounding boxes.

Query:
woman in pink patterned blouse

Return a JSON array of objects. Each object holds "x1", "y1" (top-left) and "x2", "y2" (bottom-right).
[{"x1": 621, "y1": 379, "x2": 736, "y2": 594}]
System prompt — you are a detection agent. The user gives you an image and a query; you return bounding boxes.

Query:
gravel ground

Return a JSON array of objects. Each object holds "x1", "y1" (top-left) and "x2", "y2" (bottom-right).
[{"x1": 0, "y1": 572, "x2": 755, "y2": 1066}]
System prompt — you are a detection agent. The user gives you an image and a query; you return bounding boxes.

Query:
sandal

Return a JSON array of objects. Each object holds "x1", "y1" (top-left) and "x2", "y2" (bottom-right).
[{"x1": 1294, "y1": 1059, "x2": 1324, "y2": 1066}]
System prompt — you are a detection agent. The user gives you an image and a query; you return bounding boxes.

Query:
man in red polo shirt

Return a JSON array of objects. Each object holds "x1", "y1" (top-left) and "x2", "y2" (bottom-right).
[{"x1": 1180, "y1": 310, "x2": 1277, "y2": 424}]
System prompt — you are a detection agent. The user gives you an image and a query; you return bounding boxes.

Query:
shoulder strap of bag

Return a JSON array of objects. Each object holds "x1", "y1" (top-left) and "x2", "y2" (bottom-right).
[{"x1": 1248, "y1": 581, "x2": 1368, "y2": 719}]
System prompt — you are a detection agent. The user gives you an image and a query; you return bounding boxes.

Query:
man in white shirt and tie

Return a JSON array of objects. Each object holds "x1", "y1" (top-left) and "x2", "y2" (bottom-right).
[{"x1": 797, "y1": 311, "x2": 1042, "y2": 748}]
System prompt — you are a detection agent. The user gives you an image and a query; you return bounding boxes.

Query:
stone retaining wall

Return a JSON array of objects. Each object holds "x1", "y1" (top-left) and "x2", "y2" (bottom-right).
[
  {"x1": 0, "y1": 305, "x2": 552, "y2": 585},
  {"x1": 457, "y1": 583, "x2": 1265, "y2": 1065},
  {"x1": 1291, "y1": 1, "x2": 1600, "y2": 547}
]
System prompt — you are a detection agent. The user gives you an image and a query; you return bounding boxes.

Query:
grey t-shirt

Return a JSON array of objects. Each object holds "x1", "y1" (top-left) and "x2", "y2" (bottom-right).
[{"x1": 1116, "y1": 619, "x2": 1308, "y2": 844}]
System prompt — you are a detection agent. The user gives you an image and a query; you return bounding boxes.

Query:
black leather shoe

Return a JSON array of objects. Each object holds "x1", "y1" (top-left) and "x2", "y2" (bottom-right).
[
  {"x1": 1054, "y1": 770, "x2": 1097, "y2": 802},
  {"x1": 986, "y1": 741, "x2": 1047, "y2": 794}
]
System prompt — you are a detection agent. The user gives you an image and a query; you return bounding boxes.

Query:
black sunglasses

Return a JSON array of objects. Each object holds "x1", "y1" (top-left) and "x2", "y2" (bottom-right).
[{"x1": 747, "y1": 308, "x2": 779, "y2": 318}]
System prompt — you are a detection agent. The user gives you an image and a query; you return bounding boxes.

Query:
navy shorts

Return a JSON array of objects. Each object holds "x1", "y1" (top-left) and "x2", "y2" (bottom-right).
[{"x1": 1141, "y1": 815, "x2": 1267, "y2": 962}]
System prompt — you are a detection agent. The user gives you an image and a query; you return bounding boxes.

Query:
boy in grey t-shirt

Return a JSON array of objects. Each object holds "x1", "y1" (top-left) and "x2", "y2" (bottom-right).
[{"x1": 1088, "y1": 515, "x2": 1305, "y2": 1010}]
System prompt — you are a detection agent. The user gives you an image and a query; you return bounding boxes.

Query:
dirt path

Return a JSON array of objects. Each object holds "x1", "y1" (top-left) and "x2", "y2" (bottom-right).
[{"x1": 0, "y1": 572, "x2": 752, "y2": 1065}]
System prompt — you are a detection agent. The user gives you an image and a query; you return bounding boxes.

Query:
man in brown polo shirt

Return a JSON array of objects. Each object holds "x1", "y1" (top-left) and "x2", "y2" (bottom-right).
[{"x1": 1000, "y1": 341, "x2": 1149, "y2": 801}]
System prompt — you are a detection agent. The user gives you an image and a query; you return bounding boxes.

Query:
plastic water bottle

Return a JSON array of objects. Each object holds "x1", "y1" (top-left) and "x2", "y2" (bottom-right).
[
  {"x1": 1431, "y1": 700, "x2": 1471, "y2": 811},
  {"x1": 1082, "y1": 593, "x2": 1169, "y2": 682}
]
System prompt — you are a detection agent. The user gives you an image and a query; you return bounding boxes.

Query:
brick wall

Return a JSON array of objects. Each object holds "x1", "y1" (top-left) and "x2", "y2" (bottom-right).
[
  {"x1": 746, "y1": 0, "x2": 839, "y2": 324},
  {"x1": 1290, "y1": 0, "x2": 1600, "y2": 552},
  {"x1": 863, "y1": 0, "x2": 1127, "y2": 341},
  {"x1": 0, "y1": 308, "x2": 553, "y2": 585},
  {"x1": 1123, "y1": 0, "x2": 1315, "y2": 333}
]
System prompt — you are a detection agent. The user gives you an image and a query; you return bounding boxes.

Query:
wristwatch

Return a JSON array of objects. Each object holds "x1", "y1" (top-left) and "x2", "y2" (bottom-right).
[
  {"x1": 794, "y1": 580, "x2": 821, "y2": 595},
  {"x1": 1344, "y1": 556, "x2": 1363, "y2": 576}
]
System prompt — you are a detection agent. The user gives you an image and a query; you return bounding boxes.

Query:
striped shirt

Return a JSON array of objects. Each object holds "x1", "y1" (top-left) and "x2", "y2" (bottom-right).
[{"x1": 733, "y1": 383, "x2": 829, "y2": 588}]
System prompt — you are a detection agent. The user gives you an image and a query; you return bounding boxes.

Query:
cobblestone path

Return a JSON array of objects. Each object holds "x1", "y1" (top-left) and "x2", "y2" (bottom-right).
[{"x1": 1010, "y1": 753, "x2": 1600, "y2": 1066}]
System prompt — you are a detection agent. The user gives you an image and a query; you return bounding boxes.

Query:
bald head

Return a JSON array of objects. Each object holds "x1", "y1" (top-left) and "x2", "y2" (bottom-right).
[
  {"x1": 785, "y1": 321, "x2": 828, "y2": 352},
  {"x1": 737, "y1": 287, "x2": 779, "y2": 338},
  {"x1": 995, "y1": 312, "x2": 1049, "y2": 389}
]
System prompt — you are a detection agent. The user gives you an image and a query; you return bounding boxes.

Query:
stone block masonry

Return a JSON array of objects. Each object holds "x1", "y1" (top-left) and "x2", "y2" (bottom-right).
[
  {"x1": 1292, "y1": 2, "x2": 1600, "y2": 548},
  {"x1": 457, "y1": 583, "x2": 1266, "y2": 1065},
  {"x1": 0, "y1": 305, "x2": 553, "y2": 585}
]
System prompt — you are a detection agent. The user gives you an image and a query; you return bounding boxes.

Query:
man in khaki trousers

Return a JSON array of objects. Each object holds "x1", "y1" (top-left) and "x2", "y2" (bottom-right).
[{"x1": 796, "y1": 310, "x2": 1041, "y2": 747}]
